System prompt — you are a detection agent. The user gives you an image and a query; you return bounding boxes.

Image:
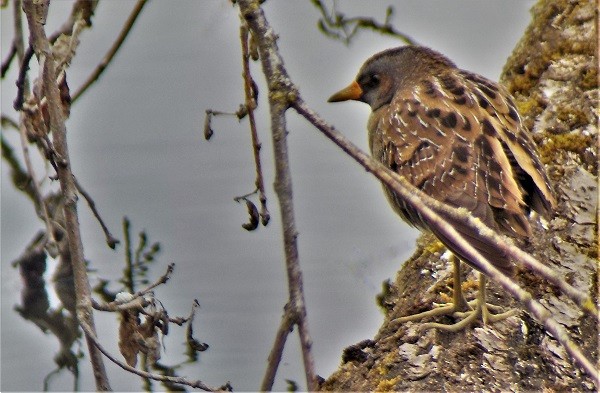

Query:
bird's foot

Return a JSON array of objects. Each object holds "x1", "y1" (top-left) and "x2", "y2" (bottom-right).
[
  {"x1": 398, "y1": 299, "x2": 517, "y2": 332},
  {"x1": 392, "y1": 301, "x2": 463, "y2": 325}
]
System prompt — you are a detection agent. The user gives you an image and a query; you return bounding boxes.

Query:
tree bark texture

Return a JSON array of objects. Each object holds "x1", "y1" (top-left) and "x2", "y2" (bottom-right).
[{"x1": 322, "y1": 0, "x2": 597, "y2": 391}]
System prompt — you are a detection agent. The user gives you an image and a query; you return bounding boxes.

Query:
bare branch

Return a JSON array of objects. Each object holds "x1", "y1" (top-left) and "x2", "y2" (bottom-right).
[
  {"x1": 238, "y1": 1, "x2": 317, "y2": 390},
  {"x1": 240, "y1": 21, "x2": 270, "y2": 227},
  {"x1": 21, "y1": 0, "x2": 110, "y2": 389},
  {"x1": 71, "y1": 0, "x2": 148, "y2": 103}
]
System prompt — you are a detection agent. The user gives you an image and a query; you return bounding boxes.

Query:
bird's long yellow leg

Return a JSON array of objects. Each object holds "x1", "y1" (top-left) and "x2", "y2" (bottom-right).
[
  {"x1": 419, "y1": 273, "x2": 518, "y2": 332},
  {"x1": 392, "y1": 254, "x2": 470, "y2": 324},
  {"x1": 392, "y1": 255, "x2": 518, "y2": 332}
]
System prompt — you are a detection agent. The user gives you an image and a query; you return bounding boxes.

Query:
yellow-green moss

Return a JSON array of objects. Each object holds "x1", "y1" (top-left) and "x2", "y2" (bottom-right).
[
  {"x1": 538, "y1": 132, "x2": 594, "y2": 164},
  {"x1": 374, "y1": 376, "x2": 402, "y2": 392},
  {"x1": 556, "y1": 107, "x2": 591, "y2": 129},
  {"x1": 581, "y1": 66, "x2": 598, "y2": 90},
  {"x1": 514, "y1": 95, "x2": 542, "y2": 119},
  {"x1": 422, "y1": 240, "x2": 445, "y2": 255}
]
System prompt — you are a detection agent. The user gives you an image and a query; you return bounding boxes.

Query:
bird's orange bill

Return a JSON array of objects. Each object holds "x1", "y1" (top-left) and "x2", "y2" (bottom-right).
[{"x1": 328, "y1": 80, "x2": 363, "y2": 102}]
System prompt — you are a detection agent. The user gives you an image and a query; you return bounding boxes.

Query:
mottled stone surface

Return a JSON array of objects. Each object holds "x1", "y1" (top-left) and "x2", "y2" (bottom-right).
[{"x1": 322, "y1": 0, "x2": 597, "y2": 391}]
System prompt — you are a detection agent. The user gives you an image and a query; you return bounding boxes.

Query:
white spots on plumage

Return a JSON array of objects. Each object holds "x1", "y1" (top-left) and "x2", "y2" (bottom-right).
[
  {"x1": 416, "y1": 114, "x2": 429, "y2": 128},
  {"x1": 455, "y1": 132, "x2": 469, "y2": 143},
  {"x1": 393, "y1": 111, "x2": 408, "y2": 128}
]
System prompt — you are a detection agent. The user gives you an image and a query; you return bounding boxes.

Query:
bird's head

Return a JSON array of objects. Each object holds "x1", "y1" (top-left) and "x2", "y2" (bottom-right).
[{"x1": 328, "y1": 46, "x2": 455, "y2": 111}]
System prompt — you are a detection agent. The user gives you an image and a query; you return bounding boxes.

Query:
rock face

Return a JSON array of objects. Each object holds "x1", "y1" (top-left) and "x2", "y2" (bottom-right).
[{"x1": 322, "y1": 1, "x2": 598, "y2": 391}]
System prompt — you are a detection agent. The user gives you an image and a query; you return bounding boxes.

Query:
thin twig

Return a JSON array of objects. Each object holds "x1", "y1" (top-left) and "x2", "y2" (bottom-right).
[
  {"x1": 311, "y1": 0, "x2": 417, "y2": 45},
  {"x1": 72, "y1": 175, "x2": 120, "y2": 249},
  {"x1": 291, "y1": 99, "x2": 599, "y2": 387},
  {"x1": 13, "y1": 45, "x2": 35, "y2": 110},
  {"x1": 186, "y1": 299, "x2": 209, "y2": 353},
  {"x1": 17, "y1": 113, "x2": 59, "y2": 252},
  {"x1": 123, "y1": 217, "x2": 134, "y2": 291},
  {"x1": 78, "y1": 319, "x2": 231, "y2": 392},
  {"x1": 240, "y1": 21, "x2": 270, "y2": 226},
  {"x1": 261, "y1": 306, "x2": 296, "y2": 391},
  {"x1": 238, "y1": 1, "x2": 317, "y2": 390},
  {"x1": 21, "y1": 0, "x2": 110, "y2": 389},
  {"x1": 1, "y1": 133, "x2": 37, "y2": 203},
  {"x1": 1, "y1": 114, "x2": 20, "y2": 130},
  {"x1": 12, "y1": 0, "x2": 30, "y2": 111},
  {"x1": 92, "y1": 263, "x2": 175, "y2": 312},
  {"x1": 92, "y1": 296, "x2": 147, "y2": 313},
  {"x1": 12, "y1": 0, "x2": 57, "y2": 253},
  {"x1": 71, "y1": 0, "x2": 148, "y2": 103},
  {"x1": 1, "y1": 39, "x2": 17, "y2": 77}
]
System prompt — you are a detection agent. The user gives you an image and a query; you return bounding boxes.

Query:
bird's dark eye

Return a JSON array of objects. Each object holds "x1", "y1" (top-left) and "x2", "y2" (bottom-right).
[{"x1": 360, "y1": 73, "x2": 380, "y2": 89}]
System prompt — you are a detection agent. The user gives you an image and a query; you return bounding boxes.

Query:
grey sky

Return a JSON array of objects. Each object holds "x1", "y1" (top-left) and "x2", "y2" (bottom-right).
[{"x1": 2, "y1": 1, "x2": 534, "y2": 390}]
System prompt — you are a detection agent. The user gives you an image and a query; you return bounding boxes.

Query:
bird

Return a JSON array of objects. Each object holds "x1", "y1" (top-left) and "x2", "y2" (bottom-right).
[{"x1": 328, "y1": 45, "x2": 556, "y2": 331}]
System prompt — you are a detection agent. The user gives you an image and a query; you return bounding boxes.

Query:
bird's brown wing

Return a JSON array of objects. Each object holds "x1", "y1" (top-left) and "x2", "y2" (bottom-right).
[
  {"x1": 368, "y1": 71, "x2": 552, "y2": 274},
  {"x1": 459, "y1": 71, "x2": 557, "y2": 217}
]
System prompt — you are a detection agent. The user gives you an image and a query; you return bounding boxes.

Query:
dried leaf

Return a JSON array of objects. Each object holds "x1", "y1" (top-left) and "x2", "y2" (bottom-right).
[
  {"x1": 204, "y1": 111, "x2": 214, "y2": 140},
  {"x1": 51, "y1": 34, "x2": 78, "y2": 69},
  {"x1": 57, "y1": 72, "x2": 71, "y2": 118},
  {"x1": 242, "y1": 200, "x2": 260, "y2": 231},
  {"x1": 187, "y1": 299, "x2": 209, "y2": 353},
  {"x1": 236, "y1": 104, "x2": 248, "y2": 120},
  {"x1": 250, "y1": 78, "x2": 259, "y2": 102},
  {"x1": 138, "y1": 311, "x2": 162, "y2": 367},
  {"x1": 119, "y1": 311, "x2": 141, "y2": 367},
  {"x1": 144, "y1": 330, "x2": 161, "y2": 367}
]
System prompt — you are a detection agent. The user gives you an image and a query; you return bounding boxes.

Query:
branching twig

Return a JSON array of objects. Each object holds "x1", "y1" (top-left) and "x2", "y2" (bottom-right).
[
  {"x1": 21, "y1": 0, "x2": 110, "y2": 389},
  {"x1": 92, "y1": 263, "x2": 175, "y2": 312},
  {"x1": 311, "y1": 0, "x2": 417, "y2": 45},
  {"x1": 72, "y1": 175, "x2": 120, "y2": 249},
  {"x1": 238, "y1": 1, "x2": 317, "y2": 390},
  {"x1": 71, "y1": 0, "x2": 148, "y2": 103},
  {"x1": 13, "y1": 8, "x2": 81, "y2": 111},
  {"x1": 12, "y1": 0, "x2": 57, "y2": 254},
  {"x1": 203, "y1": 108, "x2": 249, "y2": 140},
  {"x1": 78, "y1": 319, "x2": 231, "y2": 392},
  {"x1": 240, "y1": 21, "x2": 270, "y2": 227},
  {"x1": 14, "y1": 0, "x2": 94, "y2": 110}
]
